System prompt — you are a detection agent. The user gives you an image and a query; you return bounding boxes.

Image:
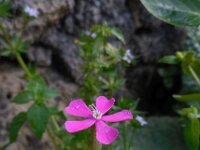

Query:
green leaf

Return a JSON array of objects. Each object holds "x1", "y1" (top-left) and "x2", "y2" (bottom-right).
[
  {"x1": 27, "y1": 75, "x2": 59, "y2": 101},
  {"x1": 8, "y1": 112, "x2": 27, "y2": 142},
  {"x1": 0, "y1": 1, "x2": 11, "y2": 17},
  {"x1": 173, "y1": 93, "x2": 200, "y2": 101},
  {"x1": 27, "y1": 104, "x2": 49, "y2": 138},
  {"x1": 110, "y1": 28, "x2": 125, "y2": 44},
  {"x1": 11, "y1": 35, "x2": 32, "y2": 53},
  {"x1": 28, "y1": 75, "x2": 46, "y2": 93},
  {"x1": 140, "y1": 0, "x2": 200, "y2": 27},
  {"x1": 159, "y1": 55, "x2": 180, "y2": 64},
  {"x1": 181, "y1": 51, "x2": 200, "y2": 78},
  {"x1": 184, "y1": 118, "x2": 200, "y2": 150},
  {"x1": 12, "y1": 91, "x2": 33, "y2": 104},
  {"x1": 179, "y1": 105, "x2": 199, "y2": 119},
  {"x1": 0, "y1": 50, "x2": 12, "y2": 57},
  {"x1": 91, "y1": 24, "x2": 112, "y2": 37},
  {"x1": 42, "y1": 87, "x2": 59, "y2": 99}
]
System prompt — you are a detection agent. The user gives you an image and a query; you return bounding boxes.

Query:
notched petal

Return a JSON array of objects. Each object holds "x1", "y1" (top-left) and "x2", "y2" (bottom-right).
[
  {"x1": 96, "y1": 96, "x2": 115, "y2": 114},
  {"x1": 65, "y1": 99, "x2": 92, "y2": 118}
]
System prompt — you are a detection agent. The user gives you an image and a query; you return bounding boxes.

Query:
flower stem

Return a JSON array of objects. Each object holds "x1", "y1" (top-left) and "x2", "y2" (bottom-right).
[
  {"x1": 47, "y1": 127, "x2": 60, "y2": 150},
  {"x1": 92, "y1": 127, "x2": 102, "y2": 150},
  {"x1": 188, "y1": 65, "x2": 200, "y2": 87},
  {"x1": 94, "y1": 139, "x2": 102, "y2": 150},
  {"x1": 122, "y1": 123, "x2": 128, "y2": 150},
  {"x1": 15, "y1": 53, "x2": 32, "y2": 78},
  {"x1": 128, "y1": 128, "x2": 136, "y2": 150},
  {"x1": 51, "y1": 115, "x2": 60, "y2": 132}
]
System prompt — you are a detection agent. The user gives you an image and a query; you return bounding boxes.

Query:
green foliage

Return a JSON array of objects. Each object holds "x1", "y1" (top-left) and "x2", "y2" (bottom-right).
[
  {"x1": 184, "y1": 118, "x2": 200, "y2": 150},
  {"x1": 28, "y1": 75, "x2": 59, "y2": 101},
  {"x1": 12, "y1": 91, "x2": 33, "y2": 104},
  {"x1": 174, "y1": 93, "x2": 200, "y2": 102},
  {"x1": 0, "y1": 35, "x2": 32, "y2": 57},
  {"x1": 160, "y1": 50, "x2": 200, "y2": 150},
  {"x1": 0, "y1": 1, "x2": 11, "y2": 17},
  {"x1": 8, "y1": 112, "x2": 27, "y2": 142},
  {"x1": 11, "y1": 35, "x2": 32, "y2": 54},
  {"x1": 159, "y1": 56, "x2": 180, "y2": 64},
  {"x1": 140, "y1": 0, "x2": 200, "y2": 27},
  {"x1": 91, "y1": 24, "x2": 125, "y2": 43},
  {"x1": 179, "y1": 106, "x2": 199, "y2": 119},
  {"x1": 76, "y1": 24, "x2": 130, "y2": 102},
  {"x1": 27, "y1": 104, "x2": 50, "y2": 138},
  {"x1": 180, "y1": 51, "x2": 200, "y2": 78},
  {"x1": 12, "y1": 75, "x2": 59, "y2": 105},
  {"x1": 0, "y1": 5, "x2": 62, "y2": 149},
  {"x1": 178, "y1": 105, "x2": 200, "y2": 150},
  {"x1": 160, "y1": 51, "x2": 200, "y2": 80}
]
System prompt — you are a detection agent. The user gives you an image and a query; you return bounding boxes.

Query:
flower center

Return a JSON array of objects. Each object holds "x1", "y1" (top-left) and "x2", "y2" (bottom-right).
[{"x1": 89, "y1": 104, "x2": 102, "y2": 120}]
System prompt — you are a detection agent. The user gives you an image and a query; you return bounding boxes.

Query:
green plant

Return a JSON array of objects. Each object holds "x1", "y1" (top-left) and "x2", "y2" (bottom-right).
[{"x1": 139, "y1": 0, "x2": 200, "y2": 149}]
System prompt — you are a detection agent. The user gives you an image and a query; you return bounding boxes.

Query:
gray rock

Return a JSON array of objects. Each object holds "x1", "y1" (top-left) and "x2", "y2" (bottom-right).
[
  {"x1": 2, "y1": 0, "x2": 70, "y2": 41},
  {"x1": 27, "y1": 46, "x2": 52, "y2": 67},
  {"x1": 0, "y1": 64, "x2": 78, "y2": 149}
]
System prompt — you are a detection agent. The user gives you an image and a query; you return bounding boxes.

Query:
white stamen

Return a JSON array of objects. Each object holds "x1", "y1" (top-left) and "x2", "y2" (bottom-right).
[{"x1": 89, "y1": 104, "x2": 102, "y2": 120}]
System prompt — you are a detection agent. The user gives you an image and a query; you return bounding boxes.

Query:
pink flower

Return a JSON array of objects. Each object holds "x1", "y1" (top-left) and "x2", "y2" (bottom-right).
[{"x1": 64, "y1": 96, "x2": 133, "y2": 145}]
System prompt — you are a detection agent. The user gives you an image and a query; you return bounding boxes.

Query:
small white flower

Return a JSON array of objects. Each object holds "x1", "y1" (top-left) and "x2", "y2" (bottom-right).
[
  {"x1": 84, "y1": 31, "x2": 97, "y2": 38},
  {"x1": 84, "y1": 31, "x2": 91, "y2": 36},
  {"x1": 136, "y1": 115, "x2": 147, "y2": 126},
  {"x1": 122, "y1": 49, "x2": 134, "y2": 63},
  {"x1": 24, "y1": 6, "x2": 39, "y2": 17},
  {"x1": 91, "y1": 33, "x2": 97, "y2": 38}
]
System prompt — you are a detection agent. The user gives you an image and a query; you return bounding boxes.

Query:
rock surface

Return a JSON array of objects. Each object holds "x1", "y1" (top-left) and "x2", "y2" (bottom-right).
[
  {"x1": 2, "y1": 0, "x2": 70, "y2": 41},
  {"x1": 0, "y1": 63, "x2": 78, "y2": 149}
]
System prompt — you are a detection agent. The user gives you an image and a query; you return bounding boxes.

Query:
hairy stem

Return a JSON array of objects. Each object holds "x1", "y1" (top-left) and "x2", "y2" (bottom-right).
[
  {"x1": 15, "y1": 53, "x2": 32, "y2": 78},
  {"x1": 47, "y1": 127, "x2": 60, "y2": 150},
  {"x1": 0, "y1": 23, "x2": 32, "y2": 78},
  {"x1": 92, "y1": 127, "x2": 102, "y2": 150},
  {"x1": 122, "y1": 123, "x2": 127, "y2": 150},
  {"x1": 188, "y1": 65, "x2": 200, "y2": 87},
  {"x1": 51, "y1": 115, "x2": 60, "y2": 132}
]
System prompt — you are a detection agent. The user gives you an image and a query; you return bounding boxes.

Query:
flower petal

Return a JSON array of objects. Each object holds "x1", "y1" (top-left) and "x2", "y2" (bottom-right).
[
  {"x1": 65, "y1": 99, "x2": 92, "y2": 117},
  {"x1": 96, "y1": 120, "x2": 119, "y2": 145},
  {"x1": 96, "y1": 96, "x2": 115, "y2": 114},
  {"x1": 102, "y1": 110, "x2": 133, "y2": 122},
  {"x1": 65, "y1": 119, "x2": 96, "y2": 133}
]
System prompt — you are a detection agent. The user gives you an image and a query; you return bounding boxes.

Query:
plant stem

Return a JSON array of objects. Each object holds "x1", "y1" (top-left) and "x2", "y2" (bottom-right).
[
  {"x1": 51, "y1": 115, "x2": 60, "y2": 132},
  {"x1": 92, "y1": 127, "x2": 102, "y2": 150},
  {"x1": 188, "y1": 65, "x2": 200, "y2": 87},
  {"x1": 15, "y1": 53, "x2": 32, "y2": 78},
  {"x1": 47, "y1": 127, "x2": 60, "y2": 150},
  {"x1": 122, "y1": 123, "x2": 127, "y2": 150},
  {"x1": 1, "y1": 22, "x2": 61, "y2": 149},
  {"x1": 0, "y1": 22, "x2": 32, "y2": 78},
  {"x1": 128, "y1": 128, "x2": 136, "y2": 150},
  {"x1": 94, "y1": 139, "x2": 102, "y2": 150}
]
